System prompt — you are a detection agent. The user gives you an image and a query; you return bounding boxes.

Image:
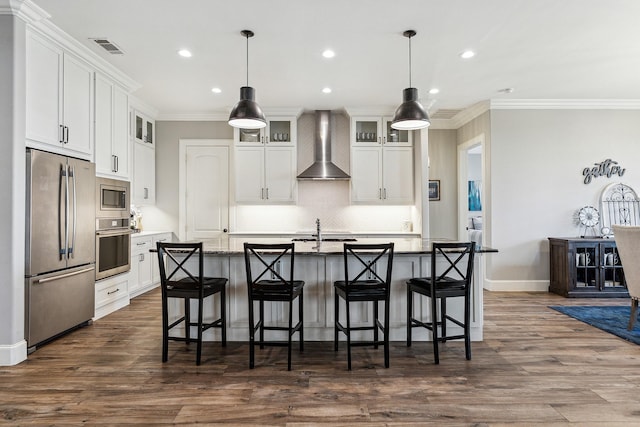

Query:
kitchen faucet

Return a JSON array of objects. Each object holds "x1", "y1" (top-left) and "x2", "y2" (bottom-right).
[{"x1": 315, "y1": 218, "x2": 321, "y2": 242}]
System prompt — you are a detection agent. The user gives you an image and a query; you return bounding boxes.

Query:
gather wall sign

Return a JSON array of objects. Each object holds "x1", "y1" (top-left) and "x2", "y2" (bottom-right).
[{"x1": 582, "y1": 158, "x2": 626, "y2": 184}]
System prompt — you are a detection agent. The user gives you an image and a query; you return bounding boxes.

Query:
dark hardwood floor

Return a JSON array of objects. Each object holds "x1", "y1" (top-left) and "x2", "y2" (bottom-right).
[{"x1": 2, "y1": 289, "x2": 640, "y2": 425}]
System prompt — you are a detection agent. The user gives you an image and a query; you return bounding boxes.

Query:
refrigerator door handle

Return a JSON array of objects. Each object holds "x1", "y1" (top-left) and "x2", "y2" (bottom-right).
[
  {"x1": 59, "y1": 165, "x2": 68, "y2": 259},
  {"x1": 35, "y1": 266, "x2": 95, "y2": 284},
  {"x1": 69, "y1": 165, "x2": 76, "y2": 258}
]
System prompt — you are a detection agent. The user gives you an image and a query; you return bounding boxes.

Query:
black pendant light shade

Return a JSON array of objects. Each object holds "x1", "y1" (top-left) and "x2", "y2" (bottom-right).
[
  {"x1": 228, "y1": 86, "x2": 266, "y2": 129},
  {"x1": 391, "y1": 30, "x2": 430, "y2": 130},
  {"x1": 229, "y1": 30, "x2": 266, "y2": 129},
  {"x1": 391, "y1": 87, "x2": 430, "y2": 130}
]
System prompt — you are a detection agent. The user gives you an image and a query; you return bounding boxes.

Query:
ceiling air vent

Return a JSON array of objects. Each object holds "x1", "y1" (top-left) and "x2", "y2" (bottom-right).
[{"x1": 90, "y1": 38, "x2": 124, "y2": 55}]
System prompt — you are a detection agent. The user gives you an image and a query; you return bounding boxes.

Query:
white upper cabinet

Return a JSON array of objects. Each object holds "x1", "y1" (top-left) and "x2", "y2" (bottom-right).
[
  {"x1": 235, "y1": 117, "x2": 296, "y2": 147},
  {"x1": 234, "y1": 115, "x2": 298, "y2": 204},
  {"x1": 26, "y1": 30, "x2": 93, "y2": 158},
  {"x1": 132, "y1": 142, "x2": 155, "y2": 206},
  {"x1": 351, "y1": 116, "x2": 412, "y2": 147},
  {"x1": 350, "y1": 115, "x2": 414, "y2": 204},
  {"x1": 95, "y1": 73, "x2": 129, "y2": 179},
  {"x1": 133, "y1": 110, "x2": 155, "y2": 145}
]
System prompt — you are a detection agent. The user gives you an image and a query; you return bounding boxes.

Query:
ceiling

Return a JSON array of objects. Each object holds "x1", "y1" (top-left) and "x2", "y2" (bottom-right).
[{"x1": 31, "y1": 0, "x2": 640, "y2": 121}]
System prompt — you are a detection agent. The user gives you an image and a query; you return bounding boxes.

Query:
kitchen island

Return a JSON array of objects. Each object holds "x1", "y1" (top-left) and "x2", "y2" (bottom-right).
[{"x1": 163, "y1": 236, "x2": 497, "y2": 342}]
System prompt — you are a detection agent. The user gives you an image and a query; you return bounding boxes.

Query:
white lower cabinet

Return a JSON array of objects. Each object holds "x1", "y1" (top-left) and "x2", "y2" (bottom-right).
[
  {"x1": 95, "y1": 273, "x2": 130, "y2": 320},
  {"x1": 130, "y1": 235, "x2": 153, "y2": 297},
  {"x1": 130, "y1": 232, "x2": 172, "y2": 298}
]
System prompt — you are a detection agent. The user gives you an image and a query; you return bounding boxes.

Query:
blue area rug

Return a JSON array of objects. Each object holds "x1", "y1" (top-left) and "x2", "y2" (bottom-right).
[{"x1": 550, "y1": 305, "x2": 640, "y2": 345}]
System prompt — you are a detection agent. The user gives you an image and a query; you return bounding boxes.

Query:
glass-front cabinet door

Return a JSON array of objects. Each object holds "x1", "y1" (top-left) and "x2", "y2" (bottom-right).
[
  {"x1": 383, "y1": 118, "x2": 411, "y2": 145},
  {"x1": 351, "y1": 116, "x2": 412, "y2": 146},
  {"x1": 235, "y1": 117, "x2": 296, "y2": 146},
  {"x1": 352, "y1": 117, "x2": 381, "y2": 145}
]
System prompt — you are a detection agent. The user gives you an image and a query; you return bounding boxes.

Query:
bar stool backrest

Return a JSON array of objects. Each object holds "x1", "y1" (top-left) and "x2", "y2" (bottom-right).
[
  {"x1": 343, "y1": 243, "x2": 394, "y2": 290},
  {"x1": 430, "y1": 242, "x2": 475, "y2": 288},
  {"x1": 157, "y1": 242, "x2": 205, "y2": 295},
  {"x1": 244, "y1": 243, "x2": 296, "y2": 294}
]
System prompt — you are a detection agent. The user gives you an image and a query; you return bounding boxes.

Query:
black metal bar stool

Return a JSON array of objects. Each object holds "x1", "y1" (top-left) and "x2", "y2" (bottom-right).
[
  {"x1": 406, "y1": 242, "x2": 475, "y2": 364},
  {"x1": 334, "y1": 242, "x2": 394, "y2": 370},
  {"x1": 156, "y1": 242, "x2": 227, "y2": 365},
  {"x1": 243, "y1": 243, "x2": 304, "y2": 371}
]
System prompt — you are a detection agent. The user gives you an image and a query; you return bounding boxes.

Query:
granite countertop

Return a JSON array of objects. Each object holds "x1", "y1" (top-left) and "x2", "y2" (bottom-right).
[{"x1": 177, "y1": 236, "x2": 497, "y2": 255}]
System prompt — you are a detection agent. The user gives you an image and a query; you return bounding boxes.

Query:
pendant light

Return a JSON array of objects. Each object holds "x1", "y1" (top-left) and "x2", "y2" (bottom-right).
[
  {"x1": 228, "y1": 30, "x2": 267, "y2": 129},
  {"x1": 391, "y1": 30, "x2": 430, "y2": 130}
]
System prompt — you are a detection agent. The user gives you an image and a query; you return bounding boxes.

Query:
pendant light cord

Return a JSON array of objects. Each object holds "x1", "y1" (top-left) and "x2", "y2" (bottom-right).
[
  {"x1": 408, "y1": 33, "x2": 412, "y2": 88},
  {"x1": 245, "y1": 33, "x2": 249, "y2": 86}
]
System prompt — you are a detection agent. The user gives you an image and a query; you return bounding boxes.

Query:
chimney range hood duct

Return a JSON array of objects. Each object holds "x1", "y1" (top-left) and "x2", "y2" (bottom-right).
[{"x1": 297, "y1": 110, "x2": 350, "y2": 180}]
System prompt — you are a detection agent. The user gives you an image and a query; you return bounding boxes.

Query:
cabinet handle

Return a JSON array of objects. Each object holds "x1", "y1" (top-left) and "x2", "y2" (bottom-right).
[
  {"x1": 107, "y1": 288, "x2": 120, "y2": 295},
  {"x1": 139, "y1": 253, "x2": 145, "y2": 262},
  {"x1": 115, "y1": 155, "x2": 119, "y2": 172},
  {"x1": 64, "y1": 126, "x2": 69, "y2": 144},
  {"x1": 379, "y1": 136, "x2": 382, "y2": 144},
  {"x1": 265, "y1": 188, "x2": 269, "y2": 200},
  {"x1": 144, "y1": 187, "x2": 149, "y2": 199},
  {"x1": 59, "y1": 125, "x2": 64, "y2": 143},
  {"x1": 261, "y1": 188, "x2": 264, "y2": 199},
  {"x1": 379, "y1": 188, "x2": 382, "y2": 199},
  {"x1": 383, "y1": 188, "x2": 387, "y2": 199}
]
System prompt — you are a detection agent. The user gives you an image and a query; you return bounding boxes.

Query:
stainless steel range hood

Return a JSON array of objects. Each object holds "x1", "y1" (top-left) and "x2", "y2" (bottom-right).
[{"x1": 297, "y1": 110, "x2": 350, "y2": 180}]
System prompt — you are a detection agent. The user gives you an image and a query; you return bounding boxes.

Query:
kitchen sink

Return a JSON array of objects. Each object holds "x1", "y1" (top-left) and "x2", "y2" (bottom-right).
[{"x1": 291, "y1": 237, "x2": 357, "y2": 242}]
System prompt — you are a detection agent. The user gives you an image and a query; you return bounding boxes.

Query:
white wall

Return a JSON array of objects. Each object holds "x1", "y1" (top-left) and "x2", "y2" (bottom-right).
[
  {"x1": 0, "y1": 13, "x2": 27, "y2": 364},
  {"x1": 428, "y1": 129, "x2": 458, "y2": 239},
  {"x1": 489, "y1": 109, "x2": 640, "y2": 284}
]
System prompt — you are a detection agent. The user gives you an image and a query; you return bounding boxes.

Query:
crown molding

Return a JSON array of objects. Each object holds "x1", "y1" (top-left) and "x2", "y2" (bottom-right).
[
  {"x1": 344, "y1": 106, "x2": 396, "y2": 117},
  {"x1": 156, "y1": 112, "x2": 230, "y2": 121},
  {"x1": 489, "y1": 99, "x2": 640, "y2": 109},
  {"x1": 129, "y1": 95, "x2": 160, "y2": 119},
  {"x1": 10, "y1": 0, "x2": 141, "y2": 93},
  {"x1": 428, "y1": 101, "x2": 490, "y2": 130},
  {"x1": 0, "y1": 0, "x2": 49, "y2": 22}
]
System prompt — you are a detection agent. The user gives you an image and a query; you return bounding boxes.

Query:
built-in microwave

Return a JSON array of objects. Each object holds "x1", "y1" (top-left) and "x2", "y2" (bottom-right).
[{"x1": 96, "y1": 177, "x2": 130, "y2": 219}]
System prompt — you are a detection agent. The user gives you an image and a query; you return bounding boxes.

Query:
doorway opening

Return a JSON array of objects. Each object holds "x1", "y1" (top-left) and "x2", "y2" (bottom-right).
[{"x1": 457, "y1": 135, "x2": 485, "y2": 247}]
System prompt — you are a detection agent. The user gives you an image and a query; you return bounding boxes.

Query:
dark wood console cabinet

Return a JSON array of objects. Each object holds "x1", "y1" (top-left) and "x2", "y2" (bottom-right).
[{"x1": 548, "y1": 237, "x2": 628, "y2": 298}]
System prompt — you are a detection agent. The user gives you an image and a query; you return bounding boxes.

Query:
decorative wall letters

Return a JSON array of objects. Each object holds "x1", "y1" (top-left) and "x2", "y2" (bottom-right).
[{"x1": 582, "y1": 159, "x2": 626, "y2": 184}]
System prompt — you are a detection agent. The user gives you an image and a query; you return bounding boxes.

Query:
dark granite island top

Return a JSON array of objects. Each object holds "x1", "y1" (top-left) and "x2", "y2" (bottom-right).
[{"x1": 187, "y1": 236, "x2": 497, "y2": 256}]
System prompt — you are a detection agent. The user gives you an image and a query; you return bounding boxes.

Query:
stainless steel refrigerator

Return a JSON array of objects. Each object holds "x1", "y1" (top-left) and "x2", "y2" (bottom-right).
[{"x1": 25, "y1": 149, "x2": 96, "y2": 351}]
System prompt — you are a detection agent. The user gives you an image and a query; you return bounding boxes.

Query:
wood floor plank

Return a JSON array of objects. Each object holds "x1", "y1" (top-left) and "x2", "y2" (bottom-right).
[{"x1": 2, "y1": 288, "x2": 640, "y2": 425}]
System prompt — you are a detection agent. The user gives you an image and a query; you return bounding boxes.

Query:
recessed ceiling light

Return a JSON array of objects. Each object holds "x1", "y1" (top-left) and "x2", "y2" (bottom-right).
[
  {"x1": 322, "y1": 87, "x2": 332, "y2": 94},
  {"x1": 211, "y1": 87, "x2": 222, "y2": 94},
  {"x1": 322, "y1": 49, "x2": 335, "y2": 58},
  {"x1": 178, "y1": 49, "x2": 192, "y2": 58},
  {"x1": 460, "y1": 50, "x2": 475, "y2": 59},
  {"x1": 429, "y1": 88, "x2": 440, "y2": 95}
]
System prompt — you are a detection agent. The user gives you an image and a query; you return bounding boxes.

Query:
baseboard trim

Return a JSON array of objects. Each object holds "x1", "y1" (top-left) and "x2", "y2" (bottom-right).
[
  {"x1": 484, "y1": 279, "x2": 549, "y2": 292},
  {"x1": 0, "y1": 340, "x2": 27, "y2": 366}
]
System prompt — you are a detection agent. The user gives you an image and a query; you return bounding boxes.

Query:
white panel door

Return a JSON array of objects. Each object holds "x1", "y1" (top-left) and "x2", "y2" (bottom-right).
[
  {"x1": 382, "y1": 146, "x2": 414, "y2": 204},
  {"x1": 26, "y1": 31, "x2": 62, "y2": 146},
  {"x1": 185, "y1": 145, "x2": 229, "y2": 240},
  {"x1": 235, "y1": 146, "x2": 265, "y2": 203},
  {"x1": 62, "y1": 53, "x2": 93, "y2": 155},
  {"x1": 94, "y1": 74, "x2": 113, "y2": 175},
  {"x1": 351, "y1": 147, "x2": 383, "y2": 203},
  {"x1": 264, "y1": 146, "x2": 296, "y2": 203},
  {"x1": 112, "y1": 85, "x2": 130, "y2": 178}
]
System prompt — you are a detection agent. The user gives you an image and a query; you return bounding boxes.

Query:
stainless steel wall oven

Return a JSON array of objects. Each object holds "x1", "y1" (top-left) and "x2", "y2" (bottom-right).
[{"x1": 95, "y1": 178, "x2": 131, "y2": 280}]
